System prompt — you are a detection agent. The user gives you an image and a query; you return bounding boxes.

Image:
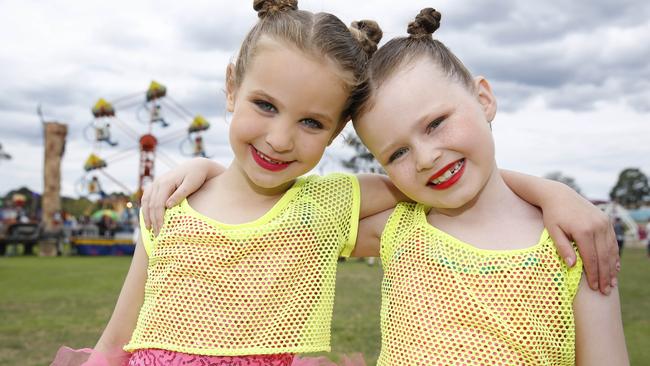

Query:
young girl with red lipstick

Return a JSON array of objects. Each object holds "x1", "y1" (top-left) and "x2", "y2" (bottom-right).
[
  {"x1": 349, "y1": 8, "x2": 628, "y2": 365},
  {"x1": 53, "y1": 1, "x2": 620, "y2": 365},
  {"x1": 53, "y1": 1, "x2": 392, "y2": 365}
]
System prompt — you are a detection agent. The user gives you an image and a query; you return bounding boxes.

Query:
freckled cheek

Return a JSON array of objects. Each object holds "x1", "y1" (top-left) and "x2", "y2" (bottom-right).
[{"x1": 386, "y1": 163, "x2": 415, "y2": 192}]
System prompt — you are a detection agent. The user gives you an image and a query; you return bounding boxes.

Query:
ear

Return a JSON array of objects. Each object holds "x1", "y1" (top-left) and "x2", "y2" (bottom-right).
[
  {"x1": 225, "y1": 63, "x2": 237, "y2": 112},
  {"x1": 328, "y1": 117, "x2": 350, "y2": 146},
  {"x1": 473, "y1": 76, "x2": 497, "y2": 123}
]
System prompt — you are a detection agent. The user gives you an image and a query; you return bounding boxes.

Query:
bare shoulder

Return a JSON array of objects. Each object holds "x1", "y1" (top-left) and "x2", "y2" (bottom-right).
[
  {"x1": 574, "y1": 276, "x2": 629, "y2": 365},
  {"x1": 186, "y1": 176, "x2": 221, "y2": 208}
]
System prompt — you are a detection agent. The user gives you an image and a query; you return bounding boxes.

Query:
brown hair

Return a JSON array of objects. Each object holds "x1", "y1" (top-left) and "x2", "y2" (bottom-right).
[
  {"x1": 232, "y1": 0, "x2": 382, "y2": 121},
  {"x1": 352, "y1": 8, "x2": 473, "y2": 119}
]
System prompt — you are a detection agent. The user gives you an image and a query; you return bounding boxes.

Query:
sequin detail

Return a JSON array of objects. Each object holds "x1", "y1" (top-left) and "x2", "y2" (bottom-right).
[{"x1": 128, "y1": 349, "x2": 295, "y2": 366}]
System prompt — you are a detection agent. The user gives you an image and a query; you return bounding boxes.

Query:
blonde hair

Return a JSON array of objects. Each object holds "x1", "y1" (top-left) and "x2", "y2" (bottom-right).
[
  {"x1": 232, "y1": 0, "x2": 382, "y2": 121},
  {"x1": 353, "y1": 8, "x2": 473, "y2": 119}
]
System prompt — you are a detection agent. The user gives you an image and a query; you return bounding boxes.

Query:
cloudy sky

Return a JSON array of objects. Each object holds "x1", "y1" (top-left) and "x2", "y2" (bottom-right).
[{"x1": 0, "y1": 0, "x2": 648, "y2": 201}]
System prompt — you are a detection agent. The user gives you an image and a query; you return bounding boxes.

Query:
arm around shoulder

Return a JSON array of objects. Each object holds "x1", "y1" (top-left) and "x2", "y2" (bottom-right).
[
  {"x1": 351, "y1": 208, "x2": 393, "y2": 257},
  {"x1": 502, "y1": 169, "x2": 619, "y2": 294},
  {"x1": 574, "y1": 276, "x2": 629, "y2": 366},
  {"x1": 357, "y1": 173, "x2": 409, "y2": 219}
]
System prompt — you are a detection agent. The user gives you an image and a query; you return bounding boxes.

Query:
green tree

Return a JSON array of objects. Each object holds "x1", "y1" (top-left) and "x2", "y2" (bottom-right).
[
  {"x1": 544, "y1": 171, "x2": 582, "y2": 195},
  {"x1": 340, "y1": 132, "x2": 385, "y2": 174},
  {"x1": 61, "y1": 196, "x2": 98, "y2": 217},
  {"x1": 609, "y1": 168, "x2": 650, "y2": 209}
]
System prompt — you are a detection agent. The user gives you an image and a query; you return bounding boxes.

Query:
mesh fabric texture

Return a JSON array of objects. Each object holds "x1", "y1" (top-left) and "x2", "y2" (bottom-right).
[
  {"x1": 377, "y1": 203, "x2": 582, "y2": 366},
  {"x1": 125, "y1": 173, "x2": 360, "y2": 356}
]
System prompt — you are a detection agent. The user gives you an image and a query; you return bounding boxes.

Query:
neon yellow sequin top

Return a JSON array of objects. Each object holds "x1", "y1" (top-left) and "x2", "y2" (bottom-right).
[
  {"x1": 124, "y1": 173, "x2": 360, "y2": 356},
  {"x1": 378, "y1": 203, "x2": 583, "y2": 365}
]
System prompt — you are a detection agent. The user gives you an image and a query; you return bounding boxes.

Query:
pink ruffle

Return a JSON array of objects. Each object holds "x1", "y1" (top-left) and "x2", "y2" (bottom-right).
[
  {"x1": 51, "y1": 346, "x2": 366, "y2": 366},
  {"x1": 292, "y1": 354, "x2": 366, "y2": 366},
  {"x1": 128, "y1": 349, "x2": 295, "y2": 365},
  {"x1": 50, "y1": 346, "x2": 130, "y2": 366}
]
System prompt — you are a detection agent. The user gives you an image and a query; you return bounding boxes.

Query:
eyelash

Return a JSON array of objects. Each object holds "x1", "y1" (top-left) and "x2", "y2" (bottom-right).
[
  {"x1": 301, "y1": 119, "x2": 324, "y2": 129},
  {"x1": 426, "y1": 117, "x2": 445, "y2": 133},
  {"x1": 388, "y1": 117, "x2": 446, "y2": 163},
  {"x1": 254, "y1": 100, "x2": 324, "y2": 130},
  {"x1": 253, "y1": 100, "x2": 276, "y2": 113},
  {"x1": 388, "y1": 147, "x2": 408, "y2": 164}
]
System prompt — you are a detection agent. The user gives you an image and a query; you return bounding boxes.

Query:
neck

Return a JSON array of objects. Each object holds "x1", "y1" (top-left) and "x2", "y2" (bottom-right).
[{"x1": 219, "y1": 162, "x2": 295, "y2": 199}]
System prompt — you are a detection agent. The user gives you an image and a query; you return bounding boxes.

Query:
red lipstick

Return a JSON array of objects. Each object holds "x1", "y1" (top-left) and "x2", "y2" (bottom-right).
[
  {"x1": 250, "y1": 145, "x2": 291, "y2": 172},
  {"x1": 427, "y1": 159, "x2": 465, "y2": 190}
]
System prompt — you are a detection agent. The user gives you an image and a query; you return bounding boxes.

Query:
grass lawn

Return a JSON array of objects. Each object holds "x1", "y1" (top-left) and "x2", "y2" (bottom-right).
[{"x1": 0, "y1": 248, "x2": 648, "y2": 365}]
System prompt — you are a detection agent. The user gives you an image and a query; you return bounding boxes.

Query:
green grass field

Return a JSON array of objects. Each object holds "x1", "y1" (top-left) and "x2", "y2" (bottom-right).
[{"x1": 1, "y1": 248, "x2": 648, "y2": 365}]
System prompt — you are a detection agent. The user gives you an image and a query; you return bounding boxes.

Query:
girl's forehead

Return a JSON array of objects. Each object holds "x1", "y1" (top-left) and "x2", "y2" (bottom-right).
[
  {"x1": 254, "y1": 37, "x2": 355, "y2": 86},
  {"x1": 241, "y1": 42, "x2": 350, "y2": 121}
]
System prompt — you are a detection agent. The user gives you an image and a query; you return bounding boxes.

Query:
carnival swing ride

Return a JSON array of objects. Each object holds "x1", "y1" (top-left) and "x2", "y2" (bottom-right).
[
  {"x1": 78, "y1": 81, "x2": 211, "y2": 200},
  {"x1": 72, "y1": 81, "x2": 212, "y2": 255}
]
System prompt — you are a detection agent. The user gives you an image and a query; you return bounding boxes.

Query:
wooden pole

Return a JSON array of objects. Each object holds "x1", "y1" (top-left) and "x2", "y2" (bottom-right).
[{"x1": 41, "y1": 122, "x2": 67, "y2": 256}]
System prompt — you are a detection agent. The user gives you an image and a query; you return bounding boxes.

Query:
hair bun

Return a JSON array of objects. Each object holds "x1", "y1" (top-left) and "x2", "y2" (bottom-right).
[
  {"x1": 254, "y1": 0, "x2": 298, "y2": 18},
  {"x1": 350, "y1": 20, "x2": 383, "y2": 56},
  {"x1": 407, "y1": 8, "x2": 441, "y2": 38}
]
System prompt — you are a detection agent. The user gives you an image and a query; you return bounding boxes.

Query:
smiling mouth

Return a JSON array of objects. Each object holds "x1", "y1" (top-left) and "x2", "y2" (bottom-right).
[
  {"x1": 427, "y1": 159, "x2": 465, "y2": 190},
  {"x1": 250, "y1": 145, "x2": 293, "y2": 171}
]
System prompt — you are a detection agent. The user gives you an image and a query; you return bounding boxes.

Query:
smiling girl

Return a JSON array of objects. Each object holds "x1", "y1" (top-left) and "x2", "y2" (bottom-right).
[
  {"x1": 60, "y1": 2, "x2": 621, "y2": 365},
  {"x1": 352, "y1": 8, "x2": 628, "y2": 365}
]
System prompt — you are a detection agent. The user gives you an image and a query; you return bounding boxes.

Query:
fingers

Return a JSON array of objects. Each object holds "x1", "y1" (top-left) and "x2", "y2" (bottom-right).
[
  {"x1": 602, "y1": 222, "x2": 620, "y2": 288},
  {"x1": 595, "y1": 228, "x2": 613, "y2": 295},
  {"x1": 166, "y1": 178, "x2": 191, "y2": 208},
  {"x1": 151, "y1": 183, "x2": 165, "y2": 236},
  {"x1": 140, "y1": 185, "x2": 153, "y2": 230},
  {"x1": 571, "y1": 228, "x2": 600, "y2": 292},
  {"x1": 547, "y1": 225, "x2": 577, "y2": 267}
]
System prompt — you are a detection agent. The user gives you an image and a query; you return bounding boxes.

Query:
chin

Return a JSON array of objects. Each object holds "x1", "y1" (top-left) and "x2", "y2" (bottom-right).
[
  {"x1": 247, "y1": 167, "x2": 302, "y2": 189},
  {"x1": 250, "y1": 175, "x2": 291, "y2": 189}
]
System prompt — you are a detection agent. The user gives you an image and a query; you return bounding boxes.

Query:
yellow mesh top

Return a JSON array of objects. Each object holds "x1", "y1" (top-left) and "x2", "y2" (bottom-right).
[
  {"x1": 378, "y1": 203, "x2": 583, "y2": 366},
  {"x1": 125, "y1": 173, "x2": 360, "y2": 356}
]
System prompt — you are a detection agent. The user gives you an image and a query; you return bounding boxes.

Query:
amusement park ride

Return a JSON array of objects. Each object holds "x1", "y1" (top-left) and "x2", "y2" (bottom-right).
[
  {"x1": 79, "y1": 81, "x2": 211, "y2": 200},
  {"x1": 65, "y1": 81, "x2": 212, "y2": 256}
]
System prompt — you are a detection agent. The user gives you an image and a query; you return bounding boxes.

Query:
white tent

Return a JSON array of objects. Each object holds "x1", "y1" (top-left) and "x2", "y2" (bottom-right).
[{"x1": 596, "y1": 202, "x2": 642, "y2": 247}]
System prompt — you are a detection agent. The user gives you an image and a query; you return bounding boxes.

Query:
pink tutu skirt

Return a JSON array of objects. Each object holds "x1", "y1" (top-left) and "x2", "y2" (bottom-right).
[
  {"x1": 51, "y1": 347, "x2": 366, "y2": 366},
  {"x1": 292, "y1": 354, "x2": 366, "y2": 366}
]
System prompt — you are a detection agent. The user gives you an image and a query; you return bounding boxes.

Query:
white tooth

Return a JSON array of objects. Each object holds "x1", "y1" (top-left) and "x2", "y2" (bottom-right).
[{"x1": 442, "y1": 170, "x2": 453, "y2": 181}]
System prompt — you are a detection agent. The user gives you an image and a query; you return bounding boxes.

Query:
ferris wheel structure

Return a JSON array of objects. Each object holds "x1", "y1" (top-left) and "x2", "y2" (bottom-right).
[{"x1": 78, "y1": 81, "x2": 211, "y2": 200}]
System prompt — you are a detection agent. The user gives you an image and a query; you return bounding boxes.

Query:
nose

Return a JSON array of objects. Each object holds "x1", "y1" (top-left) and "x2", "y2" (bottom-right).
[
  {"x1": 415, "y1": 143, "x2": 441, "y2": 173},
  {"x1": 265, "y1": 119, "x2": 295, "y2": 153}
]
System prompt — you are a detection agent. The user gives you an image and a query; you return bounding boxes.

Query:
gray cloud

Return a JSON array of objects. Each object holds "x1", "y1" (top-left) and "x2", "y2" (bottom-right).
[{"x1": 1, "y1": 0, "x2": 649, "y2": 199}]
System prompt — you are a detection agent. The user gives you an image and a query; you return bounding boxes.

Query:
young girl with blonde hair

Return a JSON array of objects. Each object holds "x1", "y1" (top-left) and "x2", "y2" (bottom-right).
[
  {"x1": 57, "y1": 2, "x2": 620, "y2": 365},
  {"x1": 350, "y1": 8, "x2": 628, "y2": 365},
  {"x1": 53, "y1": 1, "x2": 390, "y2": 365}
]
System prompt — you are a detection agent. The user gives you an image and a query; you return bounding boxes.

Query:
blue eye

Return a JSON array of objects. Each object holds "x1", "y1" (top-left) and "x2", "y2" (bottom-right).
[
  {"x1": 301, "y1": 118, "x2": 323, "y2": 129},
  {"x1": 254, "y1": 100, "x2": 277, "y2": 113},
  {"x1": 426, "y1": 117, "x2": 445, "y2": 133},
  {"x1": 388, "y1": 147, "x2": 408, "y2": 163}
]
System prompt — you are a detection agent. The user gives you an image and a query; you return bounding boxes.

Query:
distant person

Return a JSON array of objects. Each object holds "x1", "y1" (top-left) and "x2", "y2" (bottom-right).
[
  {"x1": 646, "y1": 220, "x2": 650, "y2": 258},
  {"x1": 613, "y1": 217, "x2": 625, "y2": 256}
]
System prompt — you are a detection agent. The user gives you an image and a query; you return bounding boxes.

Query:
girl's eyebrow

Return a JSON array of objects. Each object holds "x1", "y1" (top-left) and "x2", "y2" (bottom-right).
[
  {"x1": 414, "y1": 105, "x2": 450, "y2": 127},
  {"x1": 250, "y1": 89, "x2": 283, "y2": 109},
  {"x1": 307, "y1": 111, "x2": 335, "y2": 126},
  {"x1": 377, "y1": 140, "x2": 401, "y2": 163}
]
